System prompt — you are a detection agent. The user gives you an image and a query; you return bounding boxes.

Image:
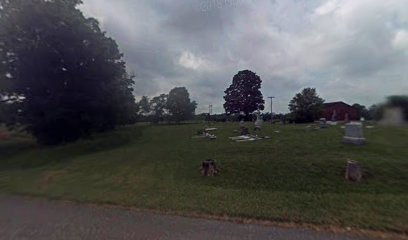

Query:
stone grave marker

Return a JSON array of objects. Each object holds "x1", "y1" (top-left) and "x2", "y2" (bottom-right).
[
  {"x1": 319, "y1": 118, "x2": 328, "y2": 128},
  {"x1": 201, "y1": 159, "x2": 219, "y2": 176},
  {"x1": 254, "y1": 111, "x2": 263, "y2": 131},
  {"x1": 343, "y1": 122, "x2": 365, "y2": 145},
  {"x1": 345, "y1": 160, "x2": 362, "y2": 182}
]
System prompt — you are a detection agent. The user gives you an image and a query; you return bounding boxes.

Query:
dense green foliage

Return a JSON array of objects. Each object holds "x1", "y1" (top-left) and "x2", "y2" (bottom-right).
[
  {"x1": 0, "y1": 0, "x2": 136, "y2": 145},
  {"x1": 137, "y1": 96, "x2": 150, "y2": 116},
  {"x1": 135, "y1": 88, "x2": 196, "y2": 123},
  {"x1": 289, "y1": 88, "x2": 324, "y2": 123},
  {"x1": 150, "y1": 94, "x2": 168, "y2": 123},
  {"x1": 224, "y1": 70, "x2": 265, "y2": 116},
  {"x1": 368, "y1": 104, "x2": 382, "y2": 121},
  {"x1": 166, "y1": 87, "x2": 197, "y2": 123},
  {"x1": 0, "y1": 123, "x2": 407, "y2": 233}
]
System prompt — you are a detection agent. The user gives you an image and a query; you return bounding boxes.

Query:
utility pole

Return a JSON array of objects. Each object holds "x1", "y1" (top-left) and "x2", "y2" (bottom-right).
[{"x1": 268, "y1": 96, "x2": 275, "y2": 124}]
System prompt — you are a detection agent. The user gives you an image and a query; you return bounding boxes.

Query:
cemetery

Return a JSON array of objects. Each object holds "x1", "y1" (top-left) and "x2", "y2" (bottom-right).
[
  {"x1": 0, "y1": 121, "x2": 407, "y2": 233},
  {"x1": 2, "y1": 1, "x2": 408, "y2": 237}
]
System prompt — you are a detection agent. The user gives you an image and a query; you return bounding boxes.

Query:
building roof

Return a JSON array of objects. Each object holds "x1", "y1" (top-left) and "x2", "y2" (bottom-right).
[{"x1": 323, "y1": 101, "x2": 352, "y2": 108}]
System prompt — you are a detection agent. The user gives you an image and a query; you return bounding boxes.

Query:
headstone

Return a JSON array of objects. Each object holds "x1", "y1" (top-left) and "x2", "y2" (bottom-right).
[
  {"x1": 331, "y1": 110, "x2": 337, "y2": 121},
  {"x1": 204, "y1": 128, "x2": 217, "y2": 140},
  {"x1": 379, "y1": 107, "x2": 406, "y2": 127},
  {"x1": 194, "y1": 128, "x2": 217, "y2": 140},
  {"x1": 201, "y1": 159, "x2": 219, "y2": 176},
  {"x1": 254, "y1": 111, "x2": 263, "y2": 131},
  {"x1": 345, "y1": 160, "x2": 362, "y2": 182},
  {"x1": 343, "y1": 122, "x2": 365, "y2": 145},
  {"x1": 319, "y1": 118, "x2": 328, "y2": 128},
  {"x1": 205, "y1": 132, "x2": 217, "y2": 140}
]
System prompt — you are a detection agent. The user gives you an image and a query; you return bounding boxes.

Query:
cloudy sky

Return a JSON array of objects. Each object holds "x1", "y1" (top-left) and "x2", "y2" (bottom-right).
[{"x1": 80, "y1": 0, "x2": 408, "y2": 113}]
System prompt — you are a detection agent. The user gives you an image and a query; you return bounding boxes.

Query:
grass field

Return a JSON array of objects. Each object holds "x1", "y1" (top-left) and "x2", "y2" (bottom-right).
[{"x1": 0, "y1": 123, "x2": 407, "y2": 233}]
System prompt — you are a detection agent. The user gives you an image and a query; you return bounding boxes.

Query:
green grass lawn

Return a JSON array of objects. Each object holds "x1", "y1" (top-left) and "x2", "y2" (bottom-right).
[{"x1": 0, "y1": 123, "x2": 407, "y2": 233}]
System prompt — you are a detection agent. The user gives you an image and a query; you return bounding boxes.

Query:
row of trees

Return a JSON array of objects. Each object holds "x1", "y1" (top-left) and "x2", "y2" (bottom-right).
[
  {"x1": 222, "y1": 70, "x2": 407, "y2": 123},
  {"x1": 136, "y1": 87, "x2": 197, "y2": 123}
]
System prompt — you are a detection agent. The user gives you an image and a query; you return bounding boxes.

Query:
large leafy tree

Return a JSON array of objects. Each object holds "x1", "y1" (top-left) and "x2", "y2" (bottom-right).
[
  {"x1": 223, "y1": 70, "x2": 264, "y2": 117},
  {"x1": 0, "y1": 0, "x2": 136, "y2": 144},
  {"x1": 166, "y1": 87, "x2": 196, "y2": 123},
  {"x1": 368, "y1": 104, "x2": 382, "y2": 121},
  {"x1": 289, "y1": 88, "x2": 324, "y2": 123},
  {"x1": 150, "y1": 94, "x2": 168, "y2": 123},
  {"x1": 138, "y1": 96, "x2": 150, "y2": 116}
]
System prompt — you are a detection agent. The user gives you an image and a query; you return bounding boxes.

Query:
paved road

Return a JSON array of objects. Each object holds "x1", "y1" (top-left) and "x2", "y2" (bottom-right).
[{"x1": 0, "y1": 195, "x2": 374, "y2": 240}]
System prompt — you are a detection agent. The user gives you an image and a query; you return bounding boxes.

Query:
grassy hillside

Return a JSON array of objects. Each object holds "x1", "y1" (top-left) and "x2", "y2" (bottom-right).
[{"x1": 0, "y1": 123, "x2": 407, "y2": 233}]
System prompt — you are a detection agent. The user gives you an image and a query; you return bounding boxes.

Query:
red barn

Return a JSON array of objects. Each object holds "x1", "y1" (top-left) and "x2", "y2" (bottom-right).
[{"x1": 322, "y1": 102, "x2": 360, "y2": 121}]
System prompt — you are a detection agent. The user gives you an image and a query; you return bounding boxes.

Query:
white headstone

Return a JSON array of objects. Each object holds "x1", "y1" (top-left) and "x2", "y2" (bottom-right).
[
  {"x1": 343, "y1": 122, "x2": 365, "y2": 145},
  {"x1": 319, "y1": 118, "x2": 328, "y2": 128},
  {"x1": 331, "y1": 110, "x2": 337, "y2": 121},
  {"x1": 254, "y1": 111, "x2": 263, "y2": 130}
]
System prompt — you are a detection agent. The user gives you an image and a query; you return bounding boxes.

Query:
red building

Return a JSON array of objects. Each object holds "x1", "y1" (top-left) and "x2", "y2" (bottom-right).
[{"x1": 322, "y1": 102, "x2": 360, "y2": 121}]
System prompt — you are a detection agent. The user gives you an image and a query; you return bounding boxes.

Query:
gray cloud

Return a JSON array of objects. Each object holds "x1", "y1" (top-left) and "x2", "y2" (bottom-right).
[{"x1": 80, "y1": 0, "x2": 408, "y2": 113}]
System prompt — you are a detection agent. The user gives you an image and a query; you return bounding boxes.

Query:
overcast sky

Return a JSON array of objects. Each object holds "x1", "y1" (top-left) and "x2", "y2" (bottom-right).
[{"x1": 80, "y1": 0, "x2": 408, "y2": 113}]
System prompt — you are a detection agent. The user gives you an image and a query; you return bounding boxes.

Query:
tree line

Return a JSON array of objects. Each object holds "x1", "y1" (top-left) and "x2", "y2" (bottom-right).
[
  {"x1": 222, "y1": 70, "x2": 407, "y2": 123},
  {"x1": 136, "y1": 87, "x2": 197, "y2": 124}
]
